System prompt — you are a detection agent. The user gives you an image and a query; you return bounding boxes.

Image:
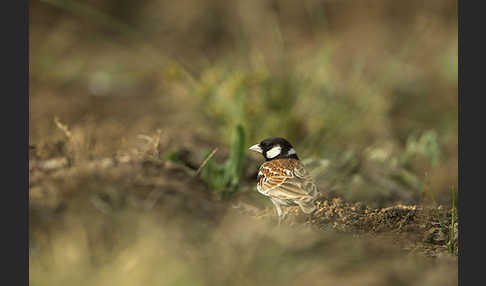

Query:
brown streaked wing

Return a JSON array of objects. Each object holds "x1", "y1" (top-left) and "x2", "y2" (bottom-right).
[{"x1": 258, "y1": 159, "x2": 317, "y2": 200}]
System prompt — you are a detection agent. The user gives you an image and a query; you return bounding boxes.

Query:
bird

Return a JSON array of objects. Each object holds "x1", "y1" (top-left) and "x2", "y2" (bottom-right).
[{"x1": 249, "y1": 137, "x2": 319, "y2": 226}]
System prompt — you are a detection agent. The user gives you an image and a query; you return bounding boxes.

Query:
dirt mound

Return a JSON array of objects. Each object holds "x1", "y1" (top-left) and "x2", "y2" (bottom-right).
[{"x1": 273, "y1": 198, "x2": 458, "y2": 257}]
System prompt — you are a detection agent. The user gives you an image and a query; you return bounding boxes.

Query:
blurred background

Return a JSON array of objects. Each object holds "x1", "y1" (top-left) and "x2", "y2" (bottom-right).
[{"x1": 30, "y1": 0, "x2": 458, "y2": 285}]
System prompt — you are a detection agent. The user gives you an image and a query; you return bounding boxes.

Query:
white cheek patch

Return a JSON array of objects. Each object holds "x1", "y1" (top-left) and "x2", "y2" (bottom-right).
[
  {"x1": 266, "y1": 145, "x2": 282, "y2": 159},
  {"x1": 288, "y1": 148, "x2": 296, "y2": 155}
]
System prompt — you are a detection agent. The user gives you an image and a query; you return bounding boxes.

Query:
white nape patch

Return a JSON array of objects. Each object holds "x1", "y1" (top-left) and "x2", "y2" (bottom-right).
[
  {"x1": 288, "y1": 148, "x2": 296, "y2": 155},
  {"x1": 266, "y1": 145, "x2": 282, "y2": 159}
]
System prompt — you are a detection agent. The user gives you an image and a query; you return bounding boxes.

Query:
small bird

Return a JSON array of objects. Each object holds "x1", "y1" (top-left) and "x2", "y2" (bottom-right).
[{"x1": 249, "y1": 137, "x2": 319, "y2": 225}]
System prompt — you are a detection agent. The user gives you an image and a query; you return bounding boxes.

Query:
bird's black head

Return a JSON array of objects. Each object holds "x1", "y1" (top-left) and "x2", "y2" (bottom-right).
[{"x1": 249, "y1": 137, "x2": 299, "y2": 161}]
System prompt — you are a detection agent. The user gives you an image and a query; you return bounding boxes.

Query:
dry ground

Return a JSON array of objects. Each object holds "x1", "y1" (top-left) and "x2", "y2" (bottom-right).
[{"x1": 30, "y1": 154, "x2": 458, "y2": 286}]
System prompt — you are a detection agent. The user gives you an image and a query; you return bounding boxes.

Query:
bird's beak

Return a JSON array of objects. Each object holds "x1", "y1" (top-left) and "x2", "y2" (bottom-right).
[{"x1": 249, "y1": 144, "x2": 263, "y2": 153}]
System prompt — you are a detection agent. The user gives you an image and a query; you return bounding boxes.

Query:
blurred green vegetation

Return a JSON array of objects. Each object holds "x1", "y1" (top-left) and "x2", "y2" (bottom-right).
[{"x1": 200, "y1": 124, "x2": 246, "y2": 199}]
